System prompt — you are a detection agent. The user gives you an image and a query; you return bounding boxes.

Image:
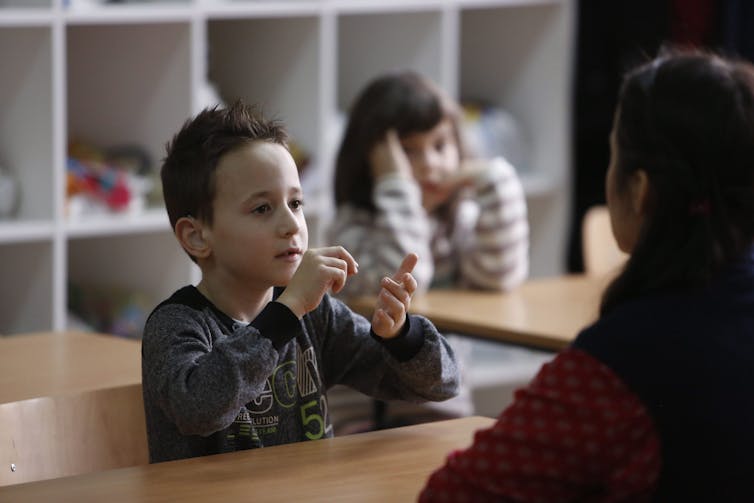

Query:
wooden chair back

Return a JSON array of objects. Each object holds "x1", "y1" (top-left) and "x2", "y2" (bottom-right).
[
  {"x1": 0, "y1": 383, "x2": 148, "y2": 486},
  {"x1": 581, "y1": 205, "x2": 628, "y2": 276}
]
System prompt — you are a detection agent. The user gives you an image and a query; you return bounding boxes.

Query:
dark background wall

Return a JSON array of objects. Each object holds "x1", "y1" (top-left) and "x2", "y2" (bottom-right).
[{"x1": 567, "y1": 0, "x2": 754, "y2": 272}]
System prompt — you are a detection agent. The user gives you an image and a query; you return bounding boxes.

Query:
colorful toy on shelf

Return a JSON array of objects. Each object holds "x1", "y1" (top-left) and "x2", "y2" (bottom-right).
[
  {"x1": 67, "y1": 156, "x2": 131, "y2": 211},
  {"x1": 461, "y1": 101, "x2": 530, "y2": 174},
  {"x1": 68, "y1": 282, "x2": 151, "y2": 339},
  {"x1": 66, "y1": 140, "x2": 154, "y2": 216}
]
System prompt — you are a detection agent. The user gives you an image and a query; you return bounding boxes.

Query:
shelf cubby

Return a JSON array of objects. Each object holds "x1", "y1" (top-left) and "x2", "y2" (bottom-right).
[
  {"x1": 336, "y1": 9, "x2": 445, "y2": 112},
  {"x1": 0, "y1": 26, "x2": 54, "y2": 222},
  {"x1": 66, "y1": 21, "x2": 192, "y2": 192},
  {"x1": 0, "y1": 241, "x2": 54, "y2": 334}
]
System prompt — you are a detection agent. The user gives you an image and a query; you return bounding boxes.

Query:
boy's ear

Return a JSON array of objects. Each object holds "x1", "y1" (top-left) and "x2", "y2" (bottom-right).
[
  {"x1": 175, "y1": 216, "x2": 211, "y2": 260},
  {"x1": 630, "y1": 169, "x2": 651, "y2": 216}
]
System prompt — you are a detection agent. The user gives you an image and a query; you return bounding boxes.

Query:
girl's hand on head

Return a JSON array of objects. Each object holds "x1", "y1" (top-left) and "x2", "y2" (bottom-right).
[
  {"x1": 457, "y1": 158, "x2": 497, "y2": 187},
  {"x1": 371, "y1": 253, "x2": 419, "y2": 339},
  {"x1": 421, "y1": 170, "x2": 473, "y2": 212},
  {"x1": 442, "y1": 159, "x2": 491, "y2": 190},
  {"x1": 277, "y1": 246, "x2": 359, "y2": 318},
  {"x1": 369, "y1": 129, "x2": 414, "y2": 181},
  {"x1": 420, "y1": 158, "x2": 492, "y2": 210}
]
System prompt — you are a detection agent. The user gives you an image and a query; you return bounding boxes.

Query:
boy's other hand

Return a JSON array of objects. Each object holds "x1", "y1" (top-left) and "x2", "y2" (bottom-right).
[
  {"x1": 369, "y1": 129, "x2": 413, "y2": 181},
  {"x1": 277, "y1": 246, "x2": 358, "y2": 318},
  {"x1": 372, "y1": 253, "x2": 419, "y2": 339}
]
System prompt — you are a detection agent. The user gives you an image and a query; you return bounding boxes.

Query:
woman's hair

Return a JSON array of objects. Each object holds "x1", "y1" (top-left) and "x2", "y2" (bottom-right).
[
  {"x1": 334, "y1": 70, "x2": 465, "y2": 212},
  {"x1": 161, "y1": 100, "x2": 288, "y2": 232},
  {"x1": 601, "y1": 48, "x2": 754, "y2": 314}
]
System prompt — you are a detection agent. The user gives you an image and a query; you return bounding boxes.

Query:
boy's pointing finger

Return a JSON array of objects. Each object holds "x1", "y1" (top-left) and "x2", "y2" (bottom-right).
[{"x1": 394, "y1": 253, "x2": 419, "y2": 280}]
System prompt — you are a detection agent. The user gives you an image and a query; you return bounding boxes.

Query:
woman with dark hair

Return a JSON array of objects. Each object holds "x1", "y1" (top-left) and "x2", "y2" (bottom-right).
[{"x1": 420, "y1": 49, "x2": 754, "y2": 502}]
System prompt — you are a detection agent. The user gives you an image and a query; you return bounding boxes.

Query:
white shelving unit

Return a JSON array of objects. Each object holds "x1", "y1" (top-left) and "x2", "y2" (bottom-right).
[{"x1": 0, "y1": 0, "x2": 574, "y2": 336}]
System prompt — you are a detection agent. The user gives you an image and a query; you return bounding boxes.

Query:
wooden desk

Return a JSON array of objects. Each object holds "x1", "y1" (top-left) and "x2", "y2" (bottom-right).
[
  {"x1": 0, "y1": 416, "x2": 494, "y2": 502},
  {"x1": 350, "y1": 275, "x2": 609, "y2": 351},
  {"x1": 0, "y1": 331, "x2": 141, "y2": 404}
]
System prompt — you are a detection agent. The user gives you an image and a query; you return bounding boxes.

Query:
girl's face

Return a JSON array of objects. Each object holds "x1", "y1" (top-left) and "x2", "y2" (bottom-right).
[{"x1": 399, "y1": 118, "x2": 460, "y2": 212}]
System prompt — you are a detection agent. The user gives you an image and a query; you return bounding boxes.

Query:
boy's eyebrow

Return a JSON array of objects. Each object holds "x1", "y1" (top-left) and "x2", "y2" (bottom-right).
[
  {"x1": 241, "y1": 190, "x2": 270, "y2": 206},
  {"x1": 241, "y1": 187, "x2": 303, "y2": 204}
]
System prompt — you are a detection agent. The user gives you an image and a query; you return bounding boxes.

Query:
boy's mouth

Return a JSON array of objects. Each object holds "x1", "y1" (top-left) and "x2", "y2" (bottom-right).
[{"x1": 275, "y1": 248, "x2": 302, "y2": 259}]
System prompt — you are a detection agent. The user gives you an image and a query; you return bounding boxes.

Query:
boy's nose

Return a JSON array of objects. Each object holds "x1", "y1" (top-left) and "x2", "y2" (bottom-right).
[{"x1": 278, "y1": 208, "x2": 301, "y2": 236}]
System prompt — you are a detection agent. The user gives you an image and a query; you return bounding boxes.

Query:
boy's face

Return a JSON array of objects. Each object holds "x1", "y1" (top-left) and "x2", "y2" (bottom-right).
[
  {"x1": 203, "y1": 141, "x2": 307, "y2": 289},
  {"x1": 400, "y1": 118, "x2": 461, "y2": 212}
]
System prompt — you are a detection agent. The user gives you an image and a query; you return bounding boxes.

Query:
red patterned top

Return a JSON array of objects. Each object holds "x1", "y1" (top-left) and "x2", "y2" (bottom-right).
[{"x1": 419, "y1": 349, "x2": 661, "y2": 502}]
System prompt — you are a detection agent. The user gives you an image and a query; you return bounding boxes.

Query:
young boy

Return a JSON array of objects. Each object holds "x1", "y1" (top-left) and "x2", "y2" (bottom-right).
[{"x1": 141, "y1": 101, "x2": 460, "y2": 463}]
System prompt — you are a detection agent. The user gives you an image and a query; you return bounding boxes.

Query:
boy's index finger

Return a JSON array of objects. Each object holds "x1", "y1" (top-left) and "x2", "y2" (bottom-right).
[
  {"x1": 338, "y1": 247, "x2": 359, "y2": 275},
  {"x1": 393, "y1": 253, "x2": 419, "y2": 281},
  {"x1": 322, "y1": 245, "x2": 359, "y2": 274}
]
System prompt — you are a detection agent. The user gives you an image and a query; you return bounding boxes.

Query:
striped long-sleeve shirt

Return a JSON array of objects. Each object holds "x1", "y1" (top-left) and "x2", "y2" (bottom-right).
[{"x1": 329, "y1": 156, "x2": 529, "y2": 297}]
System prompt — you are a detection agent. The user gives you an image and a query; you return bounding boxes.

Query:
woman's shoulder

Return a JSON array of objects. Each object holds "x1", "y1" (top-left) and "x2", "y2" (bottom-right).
[
  {"x1": 579, "y1": 255, "x2": 754, "y2": 346},
  {"x1": 573, "y1": 294, "x2": 664, "y2": 350},
  {"x1": 574, "y1": 273, "x2": 754, "y2": 374}
]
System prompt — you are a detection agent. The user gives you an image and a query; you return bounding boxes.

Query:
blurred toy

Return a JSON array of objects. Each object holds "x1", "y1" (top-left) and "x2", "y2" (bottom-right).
[
  {"x1": 67, "y1": 140, "x2": 154, "y2": 216},
  {"x1": 67, "y1": 156, "x2": 131, "y2": 211},
  {"x1": 461, "y1": 101, "x2": 530, "y2": 172},
  {"x1": 68, "y1": 282, "x2": 151, "y2": 339}
]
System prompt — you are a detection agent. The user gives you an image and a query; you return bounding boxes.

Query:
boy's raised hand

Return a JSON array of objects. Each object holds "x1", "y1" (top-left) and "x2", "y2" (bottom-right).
[
  {"x1": 371, "y1": 253, "x2": 419, "y2": 339},
  {"x1": 369, "y1": 129, "x2": 414, "y2": 181},
  {"x1": 277, "y1": 246, "x2": 358, "y2": 319}
]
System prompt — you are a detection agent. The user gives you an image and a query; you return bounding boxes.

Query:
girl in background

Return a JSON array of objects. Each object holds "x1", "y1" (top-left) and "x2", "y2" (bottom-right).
[
  {"x1": 420, "y1": 49, "x2": 754, "y2": 502},
  {"x1": 328, "y1": 70, "x2": 534, "y2": 429}
]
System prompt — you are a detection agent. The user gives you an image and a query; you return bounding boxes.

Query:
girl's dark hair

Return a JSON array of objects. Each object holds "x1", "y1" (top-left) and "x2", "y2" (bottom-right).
[
  {"x1": 161, "y1": 100, "x2": 288, "y2": 232},
  {"x1": 334, "y1": 70, "x2": 465, "y2": 212},
  {"x1": 601, "y1": 48, "x2": 754, "y2": 314}
]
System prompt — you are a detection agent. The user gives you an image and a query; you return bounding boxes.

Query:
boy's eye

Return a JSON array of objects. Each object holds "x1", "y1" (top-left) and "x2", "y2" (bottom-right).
[
  {"x1": 290, "y1": 199, "x2": 304, "y2": 210},
  {"x1": 252, "y1": 204, "x2": 271, "y2": 215},
  {"x1": 434, "y1": 139, "x2": 446, "y2": 151}
]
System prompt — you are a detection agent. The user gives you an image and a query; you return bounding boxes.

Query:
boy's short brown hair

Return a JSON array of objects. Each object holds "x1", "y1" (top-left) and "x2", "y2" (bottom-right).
[{"x1": 161, "y1": 100, "x2": 288, "y2": 231}]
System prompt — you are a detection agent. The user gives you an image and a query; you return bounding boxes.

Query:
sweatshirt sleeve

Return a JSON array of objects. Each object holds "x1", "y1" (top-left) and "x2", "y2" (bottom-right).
[
  {"x1": 141, "y1": 301, "x2": 302, "y2": 436},
  {"x1": 329, "y1": 174, "x2": 434, "y2": 297},
  {"x1": 458, "y1": 157, "x2": 529, "y2": 291},
  {"x1": 419, "y1": 349, "x2": 660, "y2": 502},
  {"x1": 313, "y1": 294, "x2": 459, "y2": 403}
]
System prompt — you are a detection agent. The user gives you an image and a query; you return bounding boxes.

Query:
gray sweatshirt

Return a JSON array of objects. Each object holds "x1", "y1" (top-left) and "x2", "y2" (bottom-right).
[{"x1": 141, "y1": 286, "x2": 459, "y2": 463}]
